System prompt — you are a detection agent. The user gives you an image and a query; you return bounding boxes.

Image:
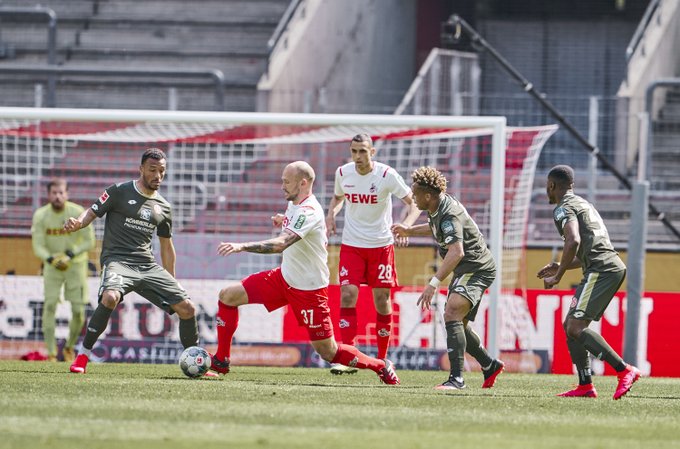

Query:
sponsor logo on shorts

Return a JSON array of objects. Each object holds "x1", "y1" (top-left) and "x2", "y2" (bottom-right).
[
  {"x1": 453, "y1": 286, "x2": 467, "y2": 294},
  {"x1": 128, "y1": 200, "x2": 137, "y2": 205},
  {"x1": 341, "y1": 280, "x2": 350, "y2": 285},
  {"x1": 573, "y1": 310, "x2": 585, "y2": 319},
  {"x1": 339, "y1": 319, "x2": 350, "y2": 329},
  {"x1": 378, "y1": 328, "x2": 390, "y2": 337}
]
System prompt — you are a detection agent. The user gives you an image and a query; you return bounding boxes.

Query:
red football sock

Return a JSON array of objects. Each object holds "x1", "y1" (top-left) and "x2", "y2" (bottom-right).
[
  {"x1": 215, "y1": 301, "x2": 238, "y2": 360},
  {"x1": 331, "y1": 343, "x2": 384, "y2": 373},
  {"x1": 339, "y1": 307, "x2": 357, "y2": 346},
  {"x1": 376, "y1": 312, "x2": 392, "y2": 359}
]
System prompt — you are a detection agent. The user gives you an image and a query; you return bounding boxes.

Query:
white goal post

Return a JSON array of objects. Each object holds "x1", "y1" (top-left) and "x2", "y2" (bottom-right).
[{"x1": 0, "y1": 106, "x2": 558, "y2": 360}]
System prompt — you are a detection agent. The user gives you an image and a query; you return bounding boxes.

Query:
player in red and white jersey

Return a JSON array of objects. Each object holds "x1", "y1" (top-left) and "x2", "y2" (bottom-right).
[
  {"x1": 211, "y1": 161, "x2": 400, "y2": 385},
  {"x1": 326, "y1": 133, "x2": 421, "y2": 374}
]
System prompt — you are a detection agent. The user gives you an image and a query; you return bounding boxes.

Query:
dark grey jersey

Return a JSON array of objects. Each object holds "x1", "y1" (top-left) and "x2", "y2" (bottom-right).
[
  {"x1": 553, "y1": 192, "x2": 625, "y2": 273},
  {"x1": 91, "y1": 180, "x2": 173, "y2": 265},
  {"x1": 428, "y1": 194, "x2": 496, "y2": 277}
]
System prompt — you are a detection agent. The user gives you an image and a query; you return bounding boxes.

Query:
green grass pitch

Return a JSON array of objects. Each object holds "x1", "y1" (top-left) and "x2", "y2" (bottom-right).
[{"x1": 1, "y1": 360, "x2": 679, "y2": 449}]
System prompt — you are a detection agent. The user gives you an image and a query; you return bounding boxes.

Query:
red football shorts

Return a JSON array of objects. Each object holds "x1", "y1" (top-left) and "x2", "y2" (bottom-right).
[
  {"x1": 242, "y1": 267, "x2": 334, "y2": 341},
  {"x1": 338, "y1": 244, "x2": 398, "y2": 288}
]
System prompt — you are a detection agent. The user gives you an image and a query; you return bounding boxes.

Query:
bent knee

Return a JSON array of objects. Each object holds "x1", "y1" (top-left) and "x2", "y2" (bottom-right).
[
  {"x1": 218, "y1": 286, "x2": 246, "y2": 307},
  {"x1": 312, "y1": 339, "x2": 337, "y2": 362},
  {"x1": 100, "y1": 290, "x2": 120, "y2": 309},
  {"x1": 173, "y1": 299, "x2": 196, "y2": 319}
]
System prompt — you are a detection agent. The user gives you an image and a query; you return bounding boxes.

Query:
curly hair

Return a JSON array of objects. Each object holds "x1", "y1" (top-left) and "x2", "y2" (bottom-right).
[{"x1": 412, "y1": 166, "x2": 447, "y2": 194}]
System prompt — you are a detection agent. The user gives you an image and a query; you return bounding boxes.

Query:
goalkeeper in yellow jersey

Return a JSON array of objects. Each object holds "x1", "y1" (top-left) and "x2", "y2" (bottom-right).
[{"x1": 31, "y1": 178, "x2": 95, "y2": 362}]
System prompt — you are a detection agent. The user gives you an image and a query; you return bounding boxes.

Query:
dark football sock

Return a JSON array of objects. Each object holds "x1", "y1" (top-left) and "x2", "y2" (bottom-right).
[
  {"x1": 445, "y1": 321, "x2": 466, "y2": 379},
  {"x1": 578, "y1": 328, "x2": 626, "y2": 372},
  {"x1": 82, "y1": 303, "x2": 113, "y2": 350},
  {"x1": 567, "y1": 337, "x2": 592, "y2": 385},
  {"x1": 179, "y1": 316, "x2": 199, "y2": 348},
  {"x1": 464, "y1": 324, "x2": 493, "y2": 369}
]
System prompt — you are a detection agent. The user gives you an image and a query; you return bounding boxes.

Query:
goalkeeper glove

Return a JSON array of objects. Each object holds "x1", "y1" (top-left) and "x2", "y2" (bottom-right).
[{"x1": 49, "y1": 253, "x2": 71, "y2": 271}]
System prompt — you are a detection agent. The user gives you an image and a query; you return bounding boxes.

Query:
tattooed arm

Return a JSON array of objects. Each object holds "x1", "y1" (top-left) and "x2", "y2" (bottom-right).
[{"x1": 217, "y1": 229, "x2": 301, "y2": 256}]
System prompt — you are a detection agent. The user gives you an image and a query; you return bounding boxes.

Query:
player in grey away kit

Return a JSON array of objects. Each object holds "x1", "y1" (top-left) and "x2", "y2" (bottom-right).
[
  {"x1": 65, "y1": 148, "x2": 201, "y2": 374},
  {"x1": 537, "y1": 164, "x2": 640, "y2": 399},
  {"x1": 392, "y1": 166, "x2": 504, "y2": 390}
]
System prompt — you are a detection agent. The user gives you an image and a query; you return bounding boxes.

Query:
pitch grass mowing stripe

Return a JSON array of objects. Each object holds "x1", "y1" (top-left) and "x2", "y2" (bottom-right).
[{"x1": 0, "y1": 361, "x2": 678, "y2": 449}]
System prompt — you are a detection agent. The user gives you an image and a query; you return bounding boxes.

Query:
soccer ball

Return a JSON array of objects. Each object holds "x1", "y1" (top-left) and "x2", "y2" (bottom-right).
[{"x1": 179, "y1": 346, "x2": 211, "y2": 378}]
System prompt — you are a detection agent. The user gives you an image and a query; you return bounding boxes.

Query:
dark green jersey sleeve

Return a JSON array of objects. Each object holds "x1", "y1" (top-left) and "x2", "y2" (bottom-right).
[
  {"x1": 553, "y1": 193, "x2": 625, "y2": 273},
  {"x1": 156, "y1": 203, "x2": 172, "y2": 238},
  {"x1": 429, "y1": 194, "x2": 496, "y2": 277},
  {"x1": 91, "y1": 183, "x2": 118, "y2": 218}
]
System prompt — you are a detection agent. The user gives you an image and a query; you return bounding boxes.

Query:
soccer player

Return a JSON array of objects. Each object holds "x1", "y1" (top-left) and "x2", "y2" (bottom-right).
[
  {"x1": 537, "y1": 165, "x2": 640, "y2": 399},
  {"x1": 391, "y1": 166, "x2": 504, "y2": 390},
  {"x1": 31, "y1": 178, "x2": 95, "y2": 362},
  {"x1": 210, "y1": 161, "x2": 400, "y2": 385},
  {"x1": 325, "y1": 133, "x2": 421, "y2": 374},
  {"x1": 64, "y1": 148, "x2": 201, "y2": 374}
]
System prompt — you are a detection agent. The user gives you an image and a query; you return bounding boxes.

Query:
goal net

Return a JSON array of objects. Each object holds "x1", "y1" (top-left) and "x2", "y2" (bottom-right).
[{"x1": 0, "y1": 107, "x2": 556, "y2": 365}]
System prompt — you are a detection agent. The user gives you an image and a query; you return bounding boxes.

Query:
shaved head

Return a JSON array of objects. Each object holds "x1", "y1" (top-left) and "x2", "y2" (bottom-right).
[
  {"x1": 282, "y1": 161, "x2": 315, "y2": 203},
  {"x1": 286, "y1": 161, "x2": 315, "y2": 183}
]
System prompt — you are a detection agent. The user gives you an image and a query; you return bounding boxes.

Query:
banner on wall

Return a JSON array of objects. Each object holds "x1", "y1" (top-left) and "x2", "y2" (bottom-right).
[{"x1": 0, "y1": 276, "x2": 678, "y2": 376}]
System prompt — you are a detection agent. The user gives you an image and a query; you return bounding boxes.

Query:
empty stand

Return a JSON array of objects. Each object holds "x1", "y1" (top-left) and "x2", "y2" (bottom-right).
[{"x1": 0, "y1": 0, "x2": 289, "y2": 110}]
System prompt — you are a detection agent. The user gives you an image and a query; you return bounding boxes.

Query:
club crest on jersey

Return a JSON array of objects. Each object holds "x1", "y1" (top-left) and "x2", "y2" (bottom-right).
[
  {"x1": 140, "y1": 207, "x2": 152, "y2": 221},
  {"x1": 369, "y1": 183, "x2": 377, "y2": 193},
  {"x1": 153, "y1": 204, "x2": 163, "y2": 215},
  {"x1": 99, "y1": 190, "x2": 109, "y2": 204}
]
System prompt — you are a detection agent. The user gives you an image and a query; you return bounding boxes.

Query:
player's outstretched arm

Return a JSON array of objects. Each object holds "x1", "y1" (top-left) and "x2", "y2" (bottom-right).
[
  {"x1": 542, "y1": 221, "x2": 581, "y2": 288},
  {"x1": 399, "y1": 193, "x2": 422, "y2": 227},
  {"x1": 64, "y1": 208, "x2": 97, "y2": 232},
  {"x1": 218, "y1": 229, "x2": 301, "y2": 256},
  {"x1": 325, "y1": 194, "x2": 344, "y2": 236},
  {"x1": 391, "y1": 223, "x2": 431, "y2": 238},
  {"x1": 271, "y1": 213, "x2": 285, "y2": 228},
  {"x1": 417, "y1": 241, "x2": 463, "y2": 310},
  {"x1": 158, "y1": 237, "x2": 177, "y2": 277}
]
